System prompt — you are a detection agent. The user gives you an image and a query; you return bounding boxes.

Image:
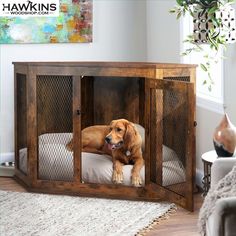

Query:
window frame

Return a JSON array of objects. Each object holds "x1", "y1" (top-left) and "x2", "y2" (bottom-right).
[{"x1": 179, "y1": 15, "x2": 225, "y2": 114}]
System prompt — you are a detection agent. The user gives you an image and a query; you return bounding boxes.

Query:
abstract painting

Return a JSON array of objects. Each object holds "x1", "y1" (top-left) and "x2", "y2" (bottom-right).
[{"x1": 0, "y1": 0, "x2": 92, "y2": 44}]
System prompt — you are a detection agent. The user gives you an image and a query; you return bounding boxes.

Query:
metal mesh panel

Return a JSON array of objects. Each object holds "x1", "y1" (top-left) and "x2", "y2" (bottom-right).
[
  {"x1": 164, "y1": 76, "x2": 190, "y2": 82},
  {"x1": 162, "y1": 88, "x2": 188, "y2": 196},
  {"x1": 17, "y1": 74, "x2": 28, "y2": 175},
  {"x1": 37, "y1": 75, "x2": 73, "y2": 181}
]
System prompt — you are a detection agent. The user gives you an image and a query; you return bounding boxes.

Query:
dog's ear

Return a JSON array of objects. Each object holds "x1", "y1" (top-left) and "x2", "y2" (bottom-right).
[
  {"x1": 124, "y1": 122, "x2": 137, "y2": 143},
  {"x1": 109, "y1": 120, "x2": 115, "y2": 126}
]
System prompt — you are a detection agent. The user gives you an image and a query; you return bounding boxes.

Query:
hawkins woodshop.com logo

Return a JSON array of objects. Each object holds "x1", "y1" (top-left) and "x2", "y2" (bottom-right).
[{"x1": 0, "y1": 0, "x2": 59, "y2": 17}]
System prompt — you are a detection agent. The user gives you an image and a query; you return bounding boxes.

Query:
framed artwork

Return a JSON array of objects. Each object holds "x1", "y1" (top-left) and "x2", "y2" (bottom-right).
[{"x1": 0, "y1": 0, "x2": 92, "y2": 44}]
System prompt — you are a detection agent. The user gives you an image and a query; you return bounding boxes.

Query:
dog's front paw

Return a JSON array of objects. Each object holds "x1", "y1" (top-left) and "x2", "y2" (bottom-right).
[
  {"x1": 66, "y1": 140, "x2": 73, "y2": 152},
  {"x1": 112, "y1": 170, "x2": 124, "y2": 184},
  {"x1": 131, "y1": 174, "x2": 142, "y2": 187}
]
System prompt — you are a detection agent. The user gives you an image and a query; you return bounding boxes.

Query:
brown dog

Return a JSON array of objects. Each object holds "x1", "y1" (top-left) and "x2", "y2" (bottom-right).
[{"x1": 66, "y1": 119, "x2": 144, "y2": 187}]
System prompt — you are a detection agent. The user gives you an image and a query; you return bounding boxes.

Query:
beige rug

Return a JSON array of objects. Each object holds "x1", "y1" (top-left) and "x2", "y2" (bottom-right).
[{"x1": 0, "y1": 190, "x2": 176, "y2": 236}]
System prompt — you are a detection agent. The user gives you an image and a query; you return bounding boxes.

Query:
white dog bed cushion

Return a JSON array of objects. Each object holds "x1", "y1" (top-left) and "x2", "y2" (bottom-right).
[{"x1": 19, "y1": 131, "x2": 186, "y2": 186}]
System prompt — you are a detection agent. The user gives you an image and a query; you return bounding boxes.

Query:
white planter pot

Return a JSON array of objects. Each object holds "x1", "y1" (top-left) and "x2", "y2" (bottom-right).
[{"x1": 193, "y1": 6, "x2": 236, "y2": 44}]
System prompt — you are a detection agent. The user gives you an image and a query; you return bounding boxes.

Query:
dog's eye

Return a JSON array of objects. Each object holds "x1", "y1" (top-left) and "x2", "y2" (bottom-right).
[{"x1": 116, "y1": 128, "x2": 122, "y2": 132}]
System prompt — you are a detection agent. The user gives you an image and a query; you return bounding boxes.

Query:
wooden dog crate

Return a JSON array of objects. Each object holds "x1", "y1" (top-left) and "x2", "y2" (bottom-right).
[{"x1": 14, "y1": 62, "x2": 196, "y2": 211}]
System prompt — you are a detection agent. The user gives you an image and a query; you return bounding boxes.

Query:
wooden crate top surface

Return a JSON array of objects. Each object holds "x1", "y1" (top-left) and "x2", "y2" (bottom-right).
[{"x1": 13, "y1": 61, "x2": 197, "y2": 69}]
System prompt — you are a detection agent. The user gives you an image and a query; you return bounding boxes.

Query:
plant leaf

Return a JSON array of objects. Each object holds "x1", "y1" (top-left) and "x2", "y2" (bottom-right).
[
  {"x1": 169, "y1": 8, "x2": 177, "y2": 13},
  {"x1": 176, "y1": 11, "x2": 182, "y2": 19},
  {"x1": 200, "y1": 63, "x2": 208, "y2": 72},
  {"x1": 207, "y1": 6, "x2": 217, "y2": 15},
  {"x1": 176, "y1": 0, "x2": 184, "y2": 6}
]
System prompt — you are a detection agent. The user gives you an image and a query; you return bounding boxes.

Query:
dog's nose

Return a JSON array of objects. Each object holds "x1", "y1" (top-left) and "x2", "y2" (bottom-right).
[{"x1": 105, "y1": 136, "x2": 112, "y2": 144}]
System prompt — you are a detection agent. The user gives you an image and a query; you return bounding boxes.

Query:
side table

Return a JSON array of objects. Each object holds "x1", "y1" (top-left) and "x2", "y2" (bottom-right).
[{"x1": 201, "y1": 150, "x2": 218, "y2": 196}]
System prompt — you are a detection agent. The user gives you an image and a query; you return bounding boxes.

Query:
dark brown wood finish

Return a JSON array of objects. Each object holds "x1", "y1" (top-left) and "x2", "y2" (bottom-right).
[
  {"x1": 138, "y1": 78, "x2": 145, "y2": 127},
  {"x1": 190, "y1": 67, "x2": 197, "y2": 200},
  {"x1": 93, "y1": 76, "x2": 140, "y2": 125},
  {"x1": 13, "y1": 62, "x2": 196, "y2": 211},
  {"x1": 144, "y1": 78, "x2": 151, "y2": 186},
  {"x1": 150, "y1": 88, "x2": 163, "y2": 185},
  {"x1": 14, "y1": 67, "x2": 30, "y2": 183},
  {"x1": 151, "y1": 67, "x2": 164, "y2": 186},
  {"x1": 73, "y1": 76, "x2": 82, "y2": 183},
  {"x1": 147, "y1": 79, "x2": 195, "y2": 211},
  {"x1": 12, "y1": 61, "x2": 197, "y2": 68},
  {"x1": 81, "y1": 76, "x2": 94, "y2": 129},
  {"x1": 186, "y1": 82, "x2": 195, "y2": 210},
  {"x1": 16, "y1": 74, "x2": 27, "y2": 150},
  {"x1": 27, "y1": 67, "x2": 38, "y2": 187}
]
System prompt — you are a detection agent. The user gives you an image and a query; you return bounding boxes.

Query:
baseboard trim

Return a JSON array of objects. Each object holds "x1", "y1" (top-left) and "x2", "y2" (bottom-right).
[
  {"x1": 0, "y1": 152, "x2": 14, "y2": 164},
  {"x1": 196, "y1": 168, "x2": 204, "y2": 189}
]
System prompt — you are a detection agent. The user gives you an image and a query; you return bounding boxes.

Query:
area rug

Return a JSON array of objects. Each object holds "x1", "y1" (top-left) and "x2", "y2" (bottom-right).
[{"x1": 0, "y1": 190, "x2": 176, "y2": 236}]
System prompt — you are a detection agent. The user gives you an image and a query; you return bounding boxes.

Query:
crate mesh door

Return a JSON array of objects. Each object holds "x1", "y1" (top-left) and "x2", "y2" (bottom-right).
[
  {"x1": 149, "y1": 79, "x2": 194, "y2": 198},
  {"x1": 16, "y1": 74, "x2": 28, "y2": 175},
  {"x1": 37, "y1": 75, "x2": 73, "y2": 181}
]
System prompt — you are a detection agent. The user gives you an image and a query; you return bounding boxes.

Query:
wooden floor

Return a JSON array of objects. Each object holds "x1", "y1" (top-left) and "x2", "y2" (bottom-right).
[
  {"x1": 0, "y1": 177, "x2": 203, "y2": 236},
  {"x1": 145, "y1": 192, "x2": 202, "y2": 236}
]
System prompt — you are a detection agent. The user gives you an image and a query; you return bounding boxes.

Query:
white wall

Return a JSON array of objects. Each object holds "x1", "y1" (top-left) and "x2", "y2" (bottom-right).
[
  {"x1": 146, "y1": 0, "x2": 180, "y2": 62},
  {"x1": 0, "y1": 0, "x2": 147, "y2": 157},
  {"x1": 195, "y1": 108, "x2": 223, "y2": 168}
]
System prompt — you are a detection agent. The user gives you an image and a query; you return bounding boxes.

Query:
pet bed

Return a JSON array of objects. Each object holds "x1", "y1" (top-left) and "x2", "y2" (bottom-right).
[{"x1": 19, "y1": 132, "x2": 186, "y2": 186}]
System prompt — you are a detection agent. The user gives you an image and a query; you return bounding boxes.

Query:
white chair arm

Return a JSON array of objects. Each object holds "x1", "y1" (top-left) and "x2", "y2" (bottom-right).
[{"x1": 211, "y1": 158, "x2": 236, "y2": 188}]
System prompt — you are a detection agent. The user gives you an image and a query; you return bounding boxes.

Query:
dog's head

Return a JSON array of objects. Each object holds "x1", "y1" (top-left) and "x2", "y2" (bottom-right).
[{"x1": 105, "y1": 119, "x2": 139, "y2": 150}]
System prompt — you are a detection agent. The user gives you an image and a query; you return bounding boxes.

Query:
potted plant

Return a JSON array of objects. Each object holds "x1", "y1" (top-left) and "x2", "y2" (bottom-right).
[{"x1": 170, "y1": 0, "x2": 236, "y2": 90}]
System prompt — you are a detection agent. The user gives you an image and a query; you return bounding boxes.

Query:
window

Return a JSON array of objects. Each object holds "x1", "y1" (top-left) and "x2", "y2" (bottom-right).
[{"x1": 180, "y1": 15, "x2": 224, "y2": 113}]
